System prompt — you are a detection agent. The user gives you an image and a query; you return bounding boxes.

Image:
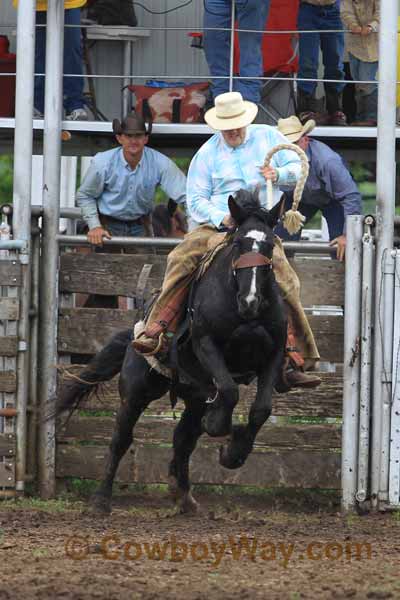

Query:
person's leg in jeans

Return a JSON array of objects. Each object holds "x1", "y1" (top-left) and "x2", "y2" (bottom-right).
[
  {"x1": 63, "y1": 8, "x2": 85, "y2": 115},
  {"x1": 348, "y1": 54, "x2": 378, "y2": 123},
  {"x1": 34, "y1": 10, "x2": 47, "y2": 114},
  {"x1": 235, "y1": 0, "x2": 270, "y2": 103},
  {"x1": 84, "y1": 220, "x2": 144, "y2": 309},
  {"x1": 320, "y1": 1, "x2": 345, "y2": 122},
  {"x1": 297, "y1": 3, "x2": 322, "y2": 117},
  {"x1": 347, "y1": 53, "x2": 361, "y2": 120},
  {"x1": 203, "y1": 0, "x2": 231, "y2": 100}
]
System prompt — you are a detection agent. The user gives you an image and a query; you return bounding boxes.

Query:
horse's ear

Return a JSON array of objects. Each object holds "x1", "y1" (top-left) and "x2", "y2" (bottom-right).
[
  {"x1": 267, "y1": 195, "x2": 286, "y2": 228},
  {"x1": 228, "y1": 195, "x2": 246, "y2": 225}
]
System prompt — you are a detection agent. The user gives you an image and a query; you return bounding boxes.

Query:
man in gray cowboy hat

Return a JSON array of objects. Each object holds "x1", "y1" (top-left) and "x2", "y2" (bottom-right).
[
  {"x1": 77, "y1": 111, "x2": 186, "y2": 246},
  {"x1": 133, "y1": 92, "x2": 321, "y2": 389},
  {"x1": 276, "y1": 115, "x2": 362, "y2": 261}
]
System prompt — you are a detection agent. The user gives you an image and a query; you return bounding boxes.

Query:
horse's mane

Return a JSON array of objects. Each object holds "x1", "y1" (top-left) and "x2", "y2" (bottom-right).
[{"x1": 232, "y1": 188, "x2": 273, "y2": 229}]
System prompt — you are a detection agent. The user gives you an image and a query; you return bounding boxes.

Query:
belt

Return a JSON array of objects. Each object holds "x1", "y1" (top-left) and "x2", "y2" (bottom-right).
[{"x1": 100, "y1": 213, "x2": 143, "y2": 226}]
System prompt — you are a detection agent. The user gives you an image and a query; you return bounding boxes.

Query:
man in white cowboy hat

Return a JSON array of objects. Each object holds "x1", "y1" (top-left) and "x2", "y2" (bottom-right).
[
  {"x1": 133, "y1": 92, "x2": 321, "y2": 389},
  {"x1": 276, "y1": 115, "x2": 362, "y2": 261}
]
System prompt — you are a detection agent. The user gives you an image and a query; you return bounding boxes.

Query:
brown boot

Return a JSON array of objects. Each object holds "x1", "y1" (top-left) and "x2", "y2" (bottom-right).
[{"x1": 285, "y1": 366, "x2": 322, "y2": 389}]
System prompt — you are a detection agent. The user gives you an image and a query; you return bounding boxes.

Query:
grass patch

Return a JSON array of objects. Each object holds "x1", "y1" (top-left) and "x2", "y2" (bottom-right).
[
  {"x1": 63, "y1": 478, "x2": 169, "y2": 499},
  {"x1": 0, "y1": 496, "x2": 83, "y2": 513},
  {"x1": 391, "y1": 510, "x2": 400, "y2": 523}
]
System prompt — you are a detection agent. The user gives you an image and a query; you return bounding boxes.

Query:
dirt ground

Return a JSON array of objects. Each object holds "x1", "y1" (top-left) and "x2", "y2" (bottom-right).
[{"x1": 1, "y1": 487, "x2": 400, "y2": 600}]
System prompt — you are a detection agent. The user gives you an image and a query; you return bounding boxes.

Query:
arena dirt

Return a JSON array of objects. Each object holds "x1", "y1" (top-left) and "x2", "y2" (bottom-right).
[{"x1": 0, "y1": 488, "x2": 399, "y2": 600}]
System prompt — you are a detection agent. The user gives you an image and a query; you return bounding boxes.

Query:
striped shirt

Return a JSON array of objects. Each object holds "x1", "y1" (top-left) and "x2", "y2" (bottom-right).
[{"x1": 187, "y1": 125, "x2": 301, "y2": 228}]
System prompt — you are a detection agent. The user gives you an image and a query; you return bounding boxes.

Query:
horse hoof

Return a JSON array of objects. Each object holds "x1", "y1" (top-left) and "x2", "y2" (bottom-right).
[
  {"x1": 90, "y1": 494, "x2": 112, "y2": 515},
  {"x1": 219, "y1": 445, "x2": 245, "y2": 470},
  {"x1": 168, "y1": 475, "x2": 180, "y2": 503},
  {"x1": 179, "y1": 492, "x2": 200, "y2": 515},
  {"x1": 202, "y1": 412, "x2": 232, "y2": 437}
]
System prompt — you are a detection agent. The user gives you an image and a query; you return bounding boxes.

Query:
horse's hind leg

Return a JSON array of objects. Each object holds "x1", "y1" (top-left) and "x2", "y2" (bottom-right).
[
  {"x1": 168, "y1": 387, "x2": 207, "y2": 514},
  {"x1": 92, "y1": 352, "x2": 169, "y2": 514},
  {"x1": 91, "y1": 392, "x2": 149, "y2": 514}
]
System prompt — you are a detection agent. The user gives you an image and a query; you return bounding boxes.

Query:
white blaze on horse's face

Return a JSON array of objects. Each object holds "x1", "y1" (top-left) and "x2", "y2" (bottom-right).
[{"x1": 242, "y1": 230, "x2": 267, "y2": 310}]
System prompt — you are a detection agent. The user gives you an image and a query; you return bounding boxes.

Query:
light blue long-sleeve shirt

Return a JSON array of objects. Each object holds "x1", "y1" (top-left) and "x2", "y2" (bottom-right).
[
  {"x1": 77, "y1": 146, "x2": 187, "y2": 229},
  {"x1": 186, "y1": 125, "x2": 302, "y2": 228}
]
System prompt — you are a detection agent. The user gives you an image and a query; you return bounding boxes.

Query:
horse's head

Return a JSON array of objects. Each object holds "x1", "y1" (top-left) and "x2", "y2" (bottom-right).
[{"x1": 228, "y1": 189, "x2": 282, "y2": 320}]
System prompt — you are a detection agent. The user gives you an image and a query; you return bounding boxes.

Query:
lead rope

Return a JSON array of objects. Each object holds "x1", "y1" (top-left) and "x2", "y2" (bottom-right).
[{"x1": 264, "y1": 143, "x2": 309, "y2": 235}]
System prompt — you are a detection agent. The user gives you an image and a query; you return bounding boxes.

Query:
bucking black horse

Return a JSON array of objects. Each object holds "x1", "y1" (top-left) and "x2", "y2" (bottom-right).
[{"x1": 57, "y1": 189, "x2": 288, "y2": 514}]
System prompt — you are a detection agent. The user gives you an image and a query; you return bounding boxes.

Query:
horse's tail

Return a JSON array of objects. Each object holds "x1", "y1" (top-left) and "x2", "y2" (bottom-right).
[{"x1": 56, "y1": 329, "x2": 132, "y2": 417}]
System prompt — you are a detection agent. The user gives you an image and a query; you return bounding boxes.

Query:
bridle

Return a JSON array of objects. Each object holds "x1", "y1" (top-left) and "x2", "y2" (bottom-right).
[{"x1": 232, "y1": 251, "x2": 273, "y2": 274}]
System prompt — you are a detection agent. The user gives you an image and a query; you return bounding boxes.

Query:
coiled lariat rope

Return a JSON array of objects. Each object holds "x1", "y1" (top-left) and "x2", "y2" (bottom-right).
[{"x1": 264, "y1": 142, "x2": 309, "y2": 235}]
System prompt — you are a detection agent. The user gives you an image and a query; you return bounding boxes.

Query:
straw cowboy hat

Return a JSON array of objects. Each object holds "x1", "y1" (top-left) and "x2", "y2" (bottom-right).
[
  {"x1": 277, "y1": 115, "x2": 315, "y2": 143},
  {"x1": 112, "y1": 111, "x2": 152, "y2": 136},
  {"x1": 205, "y1": 92, "x2": 258, "y2": 131}
]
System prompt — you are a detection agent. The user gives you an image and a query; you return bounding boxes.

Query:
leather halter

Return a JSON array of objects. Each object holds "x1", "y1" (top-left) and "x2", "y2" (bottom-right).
[{"x1": 232, "y1": 251, "x2": 273, "y2": 270}]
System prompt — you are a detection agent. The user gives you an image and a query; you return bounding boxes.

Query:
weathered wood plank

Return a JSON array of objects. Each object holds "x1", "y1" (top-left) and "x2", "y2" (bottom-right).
[
  {"x1": 0, "y1": 433, "x2": 15, "y2": 457},
  {"x1": 58, "y1": 308, "x2": 135, "y2": 354},
  {"x1": 0, "y1": 371, "x2": 17, "y2": 393},
  {"x1": 0, "y1": 261, "x2": 22, "y2": 287},
  {"x1": 291, "y1": 258, "x2": 344, "y2": 306},
  {"x1": 57, "y1": 444, "x2": 134, "y2": 482},
  {"x1": 137, "y1": 445, "x2": 341, "y2": 488},
  {"x1": 59, "y1": 253, "x2": 167, "y2": 297},
  {"x1": 58, "y1": 309, "x2": 343, "y2": 362},
  {"x1": 59, "y1": 253, "x2": 344, "y2": 307},
  {"x1": 0, "y1": 461, "x2": 15, "y2": 487},
  {"x1": 71, "y1": 371, "x2": 343, "y2": 418},
  {"x1": 0, "y1": 336, "x2": 18, "y2": 357},
  {"x1": 307, "y1": 315, "x2": 343, "y2": 363},
  {"x1": 0, "y1": 298, "x2": 19, "y2": 321},
  {"x1": 58, "y1": 417, "x2": 342, "y2": 449},
  {"x1": 56, "y1": 444, "x2": 340, "y2": 489}
]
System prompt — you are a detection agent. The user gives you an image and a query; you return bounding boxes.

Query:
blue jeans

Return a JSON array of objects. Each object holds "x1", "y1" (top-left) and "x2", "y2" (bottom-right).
[
  {"x1": 102, "y1": 219, "x2": 145, "y2": 238},
  {"x1": 297, "y1": 0, "x2": 345, "y2": 96},
  {"x1": 348, "y1": 53, "x2": 378, "y2": 121},
  {"x1": 274, "y1": 193, "x2": 345, "y2": 242},
  {"x1": 35, "y1": 8, "x2": 85, "y2": 114},
  {"x1": 203, "y1": 0, "x2": 270, "y2": 102},
  {"x1": 85, "y1": 218, "x2": 145, "y2": 309}
]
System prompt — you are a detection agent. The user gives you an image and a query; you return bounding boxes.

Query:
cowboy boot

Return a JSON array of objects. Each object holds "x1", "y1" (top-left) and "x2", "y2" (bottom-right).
[
  {"x1": 326, "y1": 90, "x2": 347, "y2": 126},
  {"x1": 132, "y1": 286, "x2": 188, "y2": 356},
  {"x1": 297, "y1": 88, "x2": 329, "y2": 126},
  {"x1": 275, "y1": 321, "x2": 322, "y2": 391}
]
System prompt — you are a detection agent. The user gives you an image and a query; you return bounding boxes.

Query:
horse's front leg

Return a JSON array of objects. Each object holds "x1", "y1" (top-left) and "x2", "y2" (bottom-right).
[
  {"x1": 194, "y1": 335, "x2": 239, "y2": 437},
  {"x1": 168, "y1": 386, "x2": 207, "y2": 514},
  {"x1": 219, "y1": 344, "x2": 285, "y2": 469}
]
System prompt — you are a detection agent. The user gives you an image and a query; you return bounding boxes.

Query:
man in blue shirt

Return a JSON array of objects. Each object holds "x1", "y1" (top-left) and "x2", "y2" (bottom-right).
[
  {"x1": 133, "y1": 92, "x2": 321, "y2": 389},
  {"x1": 276, "y1": 115, "x2": 362, "y2": 261},
  {"x1": 77, "y1": 112, "x2": 187, "y2": 244}
]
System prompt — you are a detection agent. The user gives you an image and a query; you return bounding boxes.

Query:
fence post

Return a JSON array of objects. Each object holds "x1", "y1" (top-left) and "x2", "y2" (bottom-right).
[
  {"x1": 356, "y1": 219, "x2": 375, "y2": 503},
  {"x1": 371, "y1": 0, "x2": 398, "y2": 509},
  {"x1": 12, "y1": 0, "x2": 37, "y2": 494},
  {"x1": 389, "y1": 250, "x2": 400, "y2": 506},
  {"x1": 341, "y1": 215, "x2": 363, "y2": 512},
  {"x1": 37, "y1": 0, "x2": 65, "y2": 499}
]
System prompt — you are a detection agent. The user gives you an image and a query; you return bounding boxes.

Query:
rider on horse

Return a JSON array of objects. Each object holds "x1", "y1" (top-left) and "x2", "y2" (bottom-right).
[{"x1": 133, "y1": 92, "x2": 322, "y2": 389}]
